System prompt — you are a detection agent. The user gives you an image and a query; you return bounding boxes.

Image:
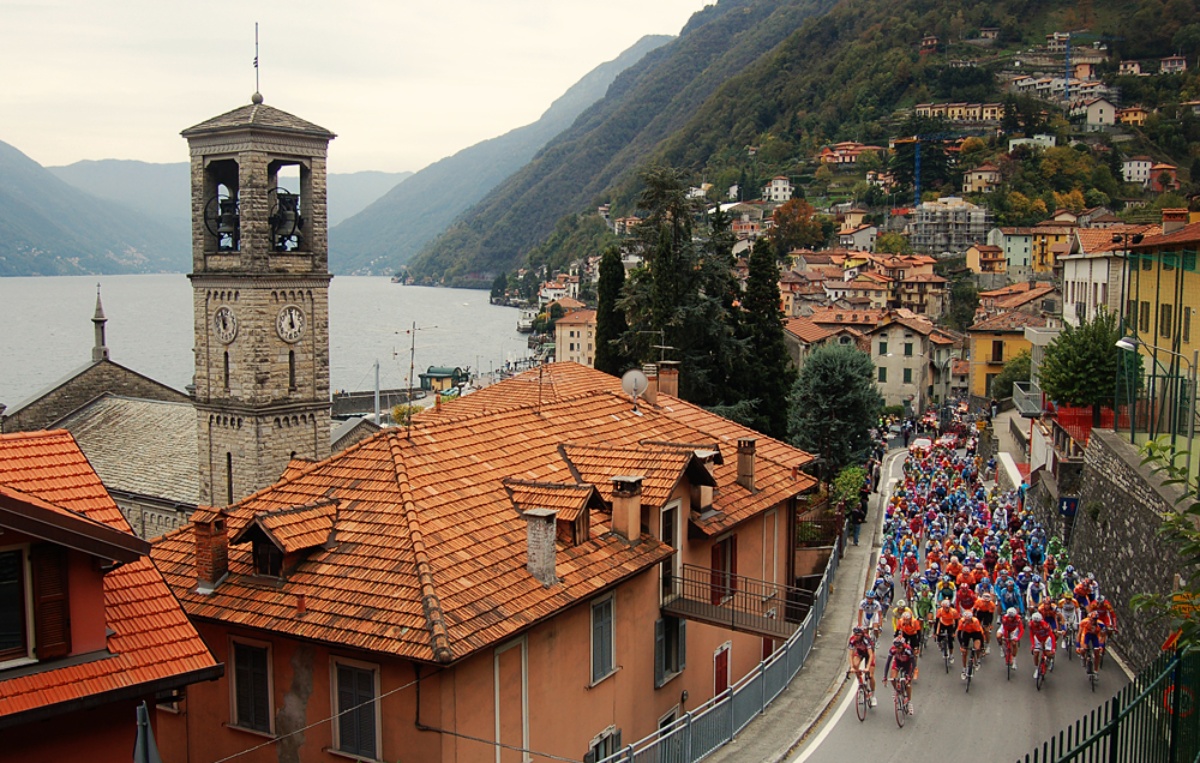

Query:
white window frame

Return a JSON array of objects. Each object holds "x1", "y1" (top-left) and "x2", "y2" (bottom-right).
[
  {"x1": 590, "y1": 594, "x2": 616, "y2": 685},
  {"x1": 330, "y1": 656, "x2": 382, "y2": 760},
  {"x1": 228, "y1": 636, "x2": 275, "y2": 736}
]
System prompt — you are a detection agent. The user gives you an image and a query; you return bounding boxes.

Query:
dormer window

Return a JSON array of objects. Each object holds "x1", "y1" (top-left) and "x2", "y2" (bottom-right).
[{"x1": 252, "y1": 540, "x2": 284, "y2": 577}]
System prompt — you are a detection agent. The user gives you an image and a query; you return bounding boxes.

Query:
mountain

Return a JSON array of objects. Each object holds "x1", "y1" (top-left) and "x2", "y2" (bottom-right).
[
  {"x1": 408, "y1": 0, "x2": 1199, "y2": 286},
  {"x1": 48, "y1": 160, "x2": 410, "y2": 233},
  {"x1": 0, "y1": 140, "x2": 186, "y2": 275},
  {"x1": 329, "y1": 34, "x2": 673, "y2": 276}
]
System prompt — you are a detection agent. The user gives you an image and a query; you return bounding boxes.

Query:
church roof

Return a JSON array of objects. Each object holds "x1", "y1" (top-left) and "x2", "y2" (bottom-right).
[
  {"x1": 53, "y1": 394, "x2": 198, "y2": 508},
  {"x1": 181, "y1": 97, "x2": 336, "y2": 139}
]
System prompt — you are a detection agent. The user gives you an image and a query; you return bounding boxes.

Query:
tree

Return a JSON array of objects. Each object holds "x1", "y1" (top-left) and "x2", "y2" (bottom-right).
[
  {"x1": 1039, "y1": 309, "x2": 1122, "y2": 425},
  {"x1": 489, "y1": 272, "x2": 508, "y2": 303},
  {"x1": 876, "y1": 231, "x2": 912, "y2": 254},
  {"x1": 990, "y1": 350, "x2": 1030, "y2": 398},
  {"x1": 768, "y1": 198, "x2": 826, "y2": 258},
  {"x1": 594, "y1": 247, "x2": 631, "y2": 376},
  {"x1": 947, "y1": 280, "x2": 979, "y2": 331},
  {"x1": 735, "y1": 239, "x2": 797, "y2": 439},
  {"x1": 788, "y1": 344, "x2": 883, "y2": 477}
]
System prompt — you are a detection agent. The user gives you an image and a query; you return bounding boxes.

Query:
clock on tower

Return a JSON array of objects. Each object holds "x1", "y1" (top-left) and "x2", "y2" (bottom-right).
[{"x1": 183, "y1": 92, "x2": 335, "y2": 506}]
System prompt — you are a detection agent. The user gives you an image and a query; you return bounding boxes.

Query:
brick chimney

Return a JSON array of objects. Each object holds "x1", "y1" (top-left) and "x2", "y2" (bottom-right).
[
  {"x1": 611, "y1": 475, "x2": 643, "y2": 542},
  {"x1": 642, "y1": 364, "x2": 658, "y2": 406},
  {"x1": 658, "y1": 361, "x2": 680, "y2": 398},
  {"x1": 193, "y1": 507, "x2": 228, "y2": 593},
  {"x1": 1163, "y1": 208, "x2": 1189, "y2": 235},
  {"x1": 524, "y1": 508, "x2": 558, "y2": 587},
  {"x1": 736, "y1": 438, "x2": 757, "y2": 491}
]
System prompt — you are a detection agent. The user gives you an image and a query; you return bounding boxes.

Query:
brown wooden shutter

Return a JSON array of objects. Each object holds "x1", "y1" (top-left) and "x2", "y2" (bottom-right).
[{"x1": 31, "y1": 544, "x2": 71, "y2": 660}]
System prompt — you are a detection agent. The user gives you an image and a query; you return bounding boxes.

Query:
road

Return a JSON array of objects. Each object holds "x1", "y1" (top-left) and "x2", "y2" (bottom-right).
[{"x1": 791, "y1": 449, "x2": 1132, "y2": 762}]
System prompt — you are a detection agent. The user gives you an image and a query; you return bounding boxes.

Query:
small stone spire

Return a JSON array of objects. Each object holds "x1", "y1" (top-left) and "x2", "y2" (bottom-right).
[{"x1": 92, "y1": 283, "x2": 109, "y2": 362}]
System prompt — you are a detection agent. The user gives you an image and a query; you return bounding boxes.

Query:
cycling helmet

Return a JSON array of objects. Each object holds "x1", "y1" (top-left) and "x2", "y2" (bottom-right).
[
  {"x1": 1006, "y1": 607, "x2": 1018, "y2": 617},
  {"x1": 1032, "y1": 575, "x2": 1041, "y2": 582},
  {"x1": 853, "y1": 626, "x2": 865, "y2": 635},
  {"x1": 962, "y1": 610, "x2": 974, "y2": 619},
  {"x1": 867, "y1": 590, "x2": 877, "y2": 599},
  {"x1": 906, "y1": 551, "x2": 915, "y2": 557},
  {"x1": 1066, "y1": 565, "x2": 1075, "y2": 574},
  {"x1": 975, "y1": 562, "x2": 985, "y2": 569},
  {"x1": 1023, "y1": 566, "x2": 1032, "y2": 573},
  {"x1": 902, "y1": 611, "x2": 913, "y2": 620},
  {"x1": 1087, "y1": 572, "x2": 1096, "y2": 581},
  {"x1": 896, "y1": 599, "x2": 908, "y2": 608},
  {"x1": 1031, "y1": 612, "x2": 1043, "y2": 622},
  {"x1": 1089, "y1": 610, "x2": 1100, "y2": 619},
  {"x1": 1096, "y1": 594, "x2": 1105, "y2": 603},
  {"x1": 940, "y1": 600, "x2": 952, "y2": 608}
]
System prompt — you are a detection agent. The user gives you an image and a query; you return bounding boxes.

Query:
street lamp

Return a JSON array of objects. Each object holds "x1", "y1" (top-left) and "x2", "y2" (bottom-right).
[{"x1": 1116, "y1": 334, "x2": 1198, "y2": 489}]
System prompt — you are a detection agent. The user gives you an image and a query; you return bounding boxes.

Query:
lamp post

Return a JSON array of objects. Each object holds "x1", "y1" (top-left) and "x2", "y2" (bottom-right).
[
  {"x1": 1111, "y1": 230, "x2": 1144, "y2": 439},
  {"x1": 1116, "y1": 335, "x2": 1198, "y2": 489}
]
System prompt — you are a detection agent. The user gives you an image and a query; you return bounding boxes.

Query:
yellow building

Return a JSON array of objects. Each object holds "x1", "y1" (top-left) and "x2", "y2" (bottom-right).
[
  {"x1": 1032, "y1": 222, "x2": 1076, "y2": 274},
  {"x1": 555, "y1": 309, "x2": 598, "y2": 367},
  {"x1": 966, "y1": 311, "x2": 1050, "y2": 398}
]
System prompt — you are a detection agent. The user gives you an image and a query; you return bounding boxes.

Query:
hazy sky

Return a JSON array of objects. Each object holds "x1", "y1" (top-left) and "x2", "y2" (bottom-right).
[{"x1": 2, "y1": 0, "x2": 712, "y2": 174}]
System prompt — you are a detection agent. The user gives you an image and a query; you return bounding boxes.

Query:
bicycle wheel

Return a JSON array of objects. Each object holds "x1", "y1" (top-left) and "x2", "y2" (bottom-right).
[
  {"x1": 965, "y1": 647, "x2": 975, "y2": 693},
  {"x1": 942, "y1": 637, "x2": 951, "y2": 673},
  {"x1": 1036, "y1": 656, "x2": 1045, "y2": 691},
  {"x1": 895, "y1": 688, "x2": 906, "y2": 728},
  {"x1": 1006, "y1": 649, "x2": 1013, "y2": 681},
  {"x1": 856, "y1": 683, "x2": 868, "y2": 722}
]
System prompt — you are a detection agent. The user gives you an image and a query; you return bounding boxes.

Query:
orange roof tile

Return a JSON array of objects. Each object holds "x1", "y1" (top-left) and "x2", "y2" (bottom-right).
[
  {"x1": 784, "y1": 317, "x2": 836, "y2": 344},
  {"x1": 0, "y1": 431, "x2": 219, "y2": 721},
  {"x1": 503, "y1": 479, "x2": 598, "y2": 523},
  {"x1": 233, "y1": 499, "x2": 338, "y2": 553},
  {"x1": 152, "y1": 364, "x2": 817, "y2": 666},
  {"x1": 969, "y1": 311, "x2": 1050, "y2": 332}
]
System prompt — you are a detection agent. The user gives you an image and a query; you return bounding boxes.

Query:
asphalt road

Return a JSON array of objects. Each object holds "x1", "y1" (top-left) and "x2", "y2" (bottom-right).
[{"x1": 791, "y1": 448, "x2": 1132, "y2": 763}]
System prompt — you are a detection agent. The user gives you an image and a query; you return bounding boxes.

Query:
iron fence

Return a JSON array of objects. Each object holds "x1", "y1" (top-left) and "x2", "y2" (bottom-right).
[
  {"x1": 1017, "y1": 650, "x2": 1200, "y2": 763},
  {"x1": 597, "y1": 520, "x2": 845, "y2": 763}
]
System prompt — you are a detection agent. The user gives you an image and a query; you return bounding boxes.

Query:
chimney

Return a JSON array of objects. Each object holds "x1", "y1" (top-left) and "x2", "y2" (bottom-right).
[
  {"x1": 524, "y1": 508, "x2": 558, "y2": 586},
  {"x1": 611, "y1": 475, "x2": 643, "y2": 542},
  {"x1": 193, "y1": 508, "x2": 228, "y2": 593},
  {"x1": 737, "y1": 438, "x2": 757, "y2": 491},
  {"x1": 642, "y1": 364, "x2": 658, "y2": 406},
  {"x1": 1163, "y1": 208, "x2": 1189, "y2": 235},
  {"x1": 658, "y1": 361, "x2": 680, "y2": 398}
]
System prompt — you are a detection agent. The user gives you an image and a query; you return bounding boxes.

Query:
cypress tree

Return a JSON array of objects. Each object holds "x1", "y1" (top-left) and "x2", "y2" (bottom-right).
[
  {"x1": 738, "y1": 239, "x2": 797, "y2": 439},
  {"x1": 594, "y1": 247, "x2": 630, "y2": 376}
]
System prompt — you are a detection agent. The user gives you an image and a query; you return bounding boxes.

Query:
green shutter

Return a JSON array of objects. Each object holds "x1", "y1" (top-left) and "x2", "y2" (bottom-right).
[{"x1": 654, "y1": 618, "x2": 665, "y2": 687}]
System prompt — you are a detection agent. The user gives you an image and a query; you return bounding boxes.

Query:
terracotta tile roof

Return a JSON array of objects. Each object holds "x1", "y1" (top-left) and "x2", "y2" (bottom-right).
[
  {"x1": 1132, "y1": 221, "x2": 1200, "y2": 248},
  {"x1": 968, "y1": 311, "x2": 1050, "y2": 332},
  {"x1": 784, "y1": 317, "x2": 836, "y2": 344},
  {"x1": 0, "y1": 431, "x2": 218, "y2": 721},
  {"x1": 233, "y1": 499, "x2": 338, "y2": 554},
  {"x1": 181, "y1": 99, "x2": 335, "y2": 139},
  {"x1": 951, "y1": 359, "x2": 970, "y2": 375},
  {"x1": 152, "y1": 364, "x2": 816, "y2": 665},
  {"x1": 995, "y1": 284, "x2": 1057, "y2": 310},
  {"x1": 503, "y1": 479, "x2": 598, "y2": 522},
  {"x1": 555, "y1": 309, "x2": 596, "y2": 326},
  {"x1": 979, "y1": 281, "x2": 1051, "y2": 299},
  {"x1": 901, "y1": 273, "x2": 948, "y2": 284},
  {"x1": 808, "y1": 307, "x2": 888, "y2": 328}
]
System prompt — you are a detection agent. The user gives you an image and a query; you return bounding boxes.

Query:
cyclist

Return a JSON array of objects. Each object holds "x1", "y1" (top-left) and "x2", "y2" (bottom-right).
[
  {"x1": 1077, "y1": 610, "x2": 1108, "y2": 671},
  {"x1": 998, "y1": 579, "x2": 1025, "y2": 616},
  {"x1": 891, "y1": 598, "x2": 914, "y2": 631},
  {"x1": 1058, "y1": 595, "x2": 1081, "y2": 645},
  {"x1": 913, "y1": 582, "x2": 936, "y2": 628},
  {"x1": 859, "y1": 590, "x2": 884, "y2": 638},
  {"x1": 936, "y1": 574, "x2": 957, "y2": 605},
  {"x1": 997, "y1": 607, "x2": 1025, "y2": 670},
  {"x1": 886, "y1": 635, "x2": 917, "y2": 714},
  {"x1": 897, "y1": 609, "x2": 924, "y2": 656},
  {"x1": 956, "y1": 609, "x2": 986, "y2": 680},
  {"x1": 1089, "y1": 594, "x2": 1118, "y2": 631},
  {"x1": 1029, "y1": 611, "x2": 1056, "y2": 678},
  {"x1": 933, "y1": 600, "x2": 960, "y2": 658},
  {"x1": 848, "y1": 626, "x2": 877, "y2": 706},
  {"x1": 974, "y1": 591, "x2": 997, "y2": 653}
]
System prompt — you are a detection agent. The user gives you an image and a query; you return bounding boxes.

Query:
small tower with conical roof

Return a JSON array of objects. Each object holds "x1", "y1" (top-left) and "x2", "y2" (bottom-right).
[
  {"x1": 91, "y1": 284, "x2": 109, "y2": 362},
  {"x1": 182, "y1": 94, "x2": 336, "y2": 506}
]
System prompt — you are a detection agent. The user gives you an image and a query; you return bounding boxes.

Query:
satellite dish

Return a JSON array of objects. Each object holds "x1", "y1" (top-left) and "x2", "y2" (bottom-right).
[{"x1": 621, "y1": 368, "x2": 649, "y2": 409}]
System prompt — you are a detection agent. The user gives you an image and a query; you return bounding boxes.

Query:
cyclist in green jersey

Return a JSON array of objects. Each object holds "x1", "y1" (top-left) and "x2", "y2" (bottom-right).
[{"x1": 913, "y1": 584, "x2": 935, "y2": 625}]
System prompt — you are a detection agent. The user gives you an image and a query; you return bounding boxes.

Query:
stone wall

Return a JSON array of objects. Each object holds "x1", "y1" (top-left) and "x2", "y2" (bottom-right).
[
  {"x1": 0, "y1": 360, "x2": 189, "y2": 433},
  {"x1": 1071, "y1": 430, "x2": 1189, "y2": 673}
]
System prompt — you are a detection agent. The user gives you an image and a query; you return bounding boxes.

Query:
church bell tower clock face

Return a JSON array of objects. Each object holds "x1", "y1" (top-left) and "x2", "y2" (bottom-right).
[
  {"x1": 213, "y1": 306, "x2": 238, "y2": 343},
  {"x1": 276, "y1": 305, "x2": 306, "y2": 343}
]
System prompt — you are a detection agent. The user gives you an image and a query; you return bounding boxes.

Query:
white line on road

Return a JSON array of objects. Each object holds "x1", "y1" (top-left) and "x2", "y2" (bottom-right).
[{"x1": 790, "y1": 682, "x2": 856, "y2": 763}]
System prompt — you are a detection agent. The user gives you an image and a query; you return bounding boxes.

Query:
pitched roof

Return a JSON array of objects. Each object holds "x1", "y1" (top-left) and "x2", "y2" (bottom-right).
[
  {"x1": 54, "y1": 394, "x2": 198, "y2": 507},
  {"x1": 1131, "y1": 221, "x2": 1200, "y2": 249},
  {"x1": 181, "y1": 99, "x2": 335, "y2": 139},
  {"x1": 0, "y1": 431, "x2": 218, "y2": 722},
  {"x1": 784, "y1": 317, "x2": 836, "y2": 344},
  {"x1": 968, "y1": 311, "x2": 1050, "y2": 332},
  {"x1": 555, "y1": 309, "x2": 596, "y2": 326},
  {"x1": 153, "y1": 364, "x2": 816, "y2": 666}
]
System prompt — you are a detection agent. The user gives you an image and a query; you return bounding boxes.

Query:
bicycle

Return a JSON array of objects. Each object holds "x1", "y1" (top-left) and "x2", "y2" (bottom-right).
[
  {"x1": 965, "y1": 642, "x2": 981, "y2": 693},
  {"x1": 939, "y1": 631, "x2": 953, "y2": 674},
  {"x1": 1003, "y1": 635, "x2": 1017, "y2": 681},
  {"x1": 1081, "y1": 646, "x2": 1100, "y2": 692},
  {"x1": 848, "y1": 669, "x2": 873, "y2": 722},
  {"x1": 1035, "y1": 647, "x2": 1053, "y2": 691},
  {"x1": 893, "y1": 674, "x2": 912, "y2": 728}
]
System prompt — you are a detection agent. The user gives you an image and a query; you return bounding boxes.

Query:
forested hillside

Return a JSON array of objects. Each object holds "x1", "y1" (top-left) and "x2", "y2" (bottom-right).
[{"x1": 409, "y1": 0, "x2": 1200, "y2": 286}]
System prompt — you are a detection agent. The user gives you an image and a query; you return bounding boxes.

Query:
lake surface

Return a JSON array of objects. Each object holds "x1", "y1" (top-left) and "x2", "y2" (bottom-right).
[{"x1": 0, "y1": 275, "x2": 532, "y2": 407}]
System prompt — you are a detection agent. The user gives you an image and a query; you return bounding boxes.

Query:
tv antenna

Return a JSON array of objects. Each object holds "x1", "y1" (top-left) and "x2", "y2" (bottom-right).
[
  {"x1": 621, "y1": 368, "x2": 649, "y2": 413},
  {"x1": 394, "y1": 322, "x2": 437, "y2": 437},
  {"x1": 253, "y1": 23, "x2": 261, "y2": 97}
]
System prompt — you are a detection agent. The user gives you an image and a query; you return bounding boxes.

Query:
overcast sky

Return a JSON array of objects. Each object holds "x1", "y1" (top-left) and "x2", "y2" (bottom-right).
[{"x1": 2, "y1": 0, "x2": 712, "y2": 174}]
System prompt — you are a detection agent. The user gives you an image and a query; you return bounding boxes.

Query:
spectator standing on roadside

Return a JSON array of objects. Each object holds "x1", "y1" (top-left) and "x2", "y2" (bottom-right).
[{"x1": 850, "y1": 502, "x2": 867, "y2": 546}]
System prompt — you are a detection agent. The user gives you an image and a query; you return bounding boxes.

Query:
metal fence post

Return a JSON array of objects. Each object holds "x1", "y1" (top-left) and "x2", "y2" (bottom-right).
[
  {"x1": 760, "y1": 661, "x2": 767, "y2": 714},
  {"x1": 1169, "y1": 652, "x2": 1182, "y2": 763},
  {"x1": 1107, "y1": 692, "x2": 1122, "y2": 762},
  {"x1": 684, "y1": 711, "x2": 693, "y2": 763}
]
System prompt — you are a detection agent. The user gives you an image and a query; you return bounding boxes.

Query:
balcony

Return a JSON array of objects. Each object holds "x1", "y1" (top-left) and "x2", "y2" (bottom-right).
[
  {"x1": 1013, "y1": 380, "x2": 1045, "y2": 418},
  {"x1": 661, "y1": 563, "x2": 813, "y2": 640}
]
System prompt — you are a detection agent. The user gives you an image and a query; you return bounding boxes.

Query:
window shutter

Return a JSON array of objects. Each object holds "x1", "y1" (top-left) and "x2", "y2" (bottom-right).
[
  {"x1": 654, "y1": 618, "x2": 665, "y2": 688},
  {"x1": 613, "y1": 729, "x2": 622, "y2": 753},
  {"x1": 584, "y1": 750, "x2": 596, "y2": 763},
  {"x1": 678, "y1": 619, "x2": 687, "y2": 671},
  {"x1": 31, "y1": 544, "x2": 70, "y2": 660},
  {"x1": 337, "y1": 665, "x2": 356, "y2": 752},
  {"x1": 730, "y1": 536, "x2": 738, "y2": 594},
  {"x1": 356, "y1": 667, "x2": 376, "y2": 759}
]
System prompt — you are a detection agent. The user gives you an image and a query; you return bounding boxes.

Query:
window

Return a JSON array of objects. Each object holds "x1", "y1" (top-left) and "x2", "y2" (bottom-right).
[
  {"x1": 231, "y1": 641, "x2": 272, "y2": 733},
  {"x1": 878, "y1": 366, "x2": 887, "y2": 383},
  {"x1": 654, "y1": 616, "x2": 687, "y2": 687},
  {"x1": 904, "y1": 342, "x2": 913, "y2": 357},
  {"x1": 660, "y1": 504, "x2": 678, "y2": 601},
  {"x1": 710, "y1": 535, "x2": 737, "y2": 604},
  {"x1": 877, "y1": 341, "x2": 887, "y2": 356},
  {"x1": 334, "y1": 660, "x2": 379, "y2": 759},
  {"x1": 1161, "y1": 304, "x2": 1173, "y2": 338},
  {"x1": 288, "y1": 350, "x2": 296, "y2": 391},
  {"x1": 903, "y1": 368, "x2": 913, "y2": 384},
  {"x1": 252, "y1": 541, "x2": 283, "y2": 577},
  {"x1": 591, "y1": 596, "x2": 615, "y2": 683},
  {"x1": 223, "y1": 351, "x2": 230, "y2": 392},
  {"x1": 1141, "y1": 301, "x2": 1151, "y2": 332},
  {"x1": 991, "y1": 341, "x2": 1004, "y2": 364},
  {"x1": 585, "y1": 727, "x2": 622, "y2": 763},
  {"x1": 0, "y1": 549, "x2": 27, "y2": 661},
  {"x1": 226, "y1": 452, "x2": 234, "y2": 506}
]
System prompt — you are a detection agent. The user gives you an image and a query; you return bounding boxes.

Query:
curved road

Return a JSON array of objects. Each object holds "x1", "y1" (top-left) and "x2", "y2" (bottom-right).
[{"x1": 792, "y1": 449, "x2": 1131, "y2": 762}]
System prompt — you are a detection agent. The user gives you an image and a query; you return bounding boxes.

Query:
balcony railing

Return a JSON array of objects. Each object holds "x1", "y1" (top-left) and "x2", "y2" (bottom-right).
[
  {"x1": 1013, "y1": 380, "x2": 1045, "y2": 418},
  {"x1": 661, "y1": 563, "x2": 813, "y2": 640}
]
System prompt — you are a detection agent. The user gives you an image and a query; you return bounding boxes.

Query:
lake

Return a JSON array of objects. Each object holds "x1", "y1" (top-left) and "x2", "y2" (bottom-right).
[{"x1": 0, "y1": 275, "x2": 533, "y2": 407}]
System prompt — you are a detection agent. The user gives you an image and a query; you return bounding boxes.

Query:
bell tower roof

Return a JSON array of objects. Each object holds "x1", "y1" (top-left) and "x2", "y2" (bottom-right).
[
  {"x1": 91, "y1": 283, "x2": 109, "y2": 362},
  {"x1": 181, "y1": 97, "x2": 335, "y2": 140}
]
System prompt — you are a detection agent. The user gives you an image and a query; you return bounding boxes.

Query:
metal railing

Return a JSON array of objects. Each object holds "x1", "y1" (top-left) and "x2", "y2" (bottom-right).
[
  {"x1": 661, "y1": 564, "x2": 814, "y2": 638},
  {"x1": 598, "y1": 521, "x2": 846, "y2": 763},
  {"x1": 1017, "y1": 650, "x2": 1200, "y2": 763}
]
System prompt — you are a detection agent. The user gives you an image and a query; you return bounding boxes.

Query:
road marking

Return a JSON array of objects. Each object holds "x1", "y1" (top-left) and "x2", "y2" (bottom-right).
[{"x1": 790, "y1": 683, "x2": 856, "y2": 763}]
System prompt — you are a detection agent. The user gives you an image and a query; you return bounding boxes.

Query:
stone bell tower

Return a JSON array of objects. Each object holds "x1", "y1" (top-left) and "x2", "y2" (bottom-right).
[{"x1": 183, "y1": 93, "x2": 335, "y2": 506}]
